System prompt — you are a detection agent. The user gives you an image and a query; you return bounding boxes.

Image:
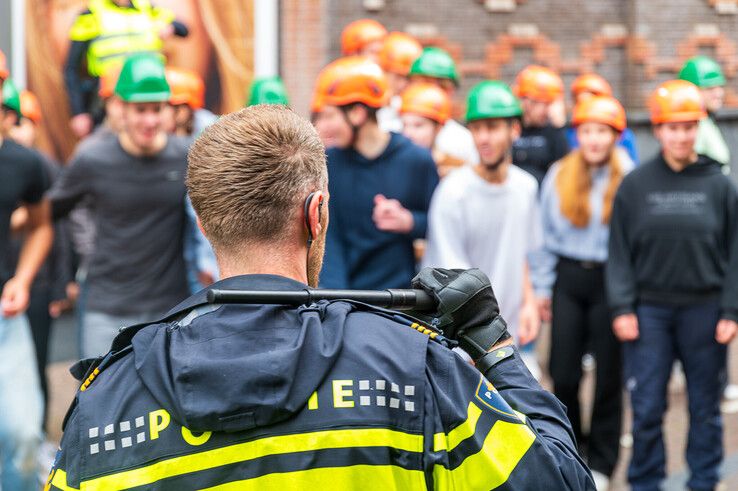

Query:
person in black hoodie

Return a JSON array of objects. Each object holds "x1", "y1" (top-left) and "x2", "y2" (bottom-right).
[{"x1": 606, "y1": 80, "x2": 738, "y2": 491}]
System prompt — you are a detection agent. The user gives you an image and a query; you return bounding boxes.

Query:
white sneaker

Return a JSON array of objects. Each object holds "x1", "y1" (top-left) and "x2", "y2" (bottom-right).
[
  {"x1": 582, "y1": 353, "x2": 596, "y2": 372},
  {"x1": 723, "y1": 384, "x2": 738, "y2": 401},
  {"x1": 668, "y1": 362, "x2": 686, "y2": 394},
  {"x1": 590, "y1": 470, "x2": 610, "y2": 491}
]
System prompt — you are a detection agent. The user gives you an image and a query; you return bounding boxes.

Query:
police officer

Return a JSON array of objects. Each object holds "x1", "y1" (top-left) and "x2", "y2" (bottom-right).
[
  {"x1": 64, "y1": 0, "x2": 189, "y2": 138},
  {"x1": 47, "y1": 104, "x2": 594, "y2": 490}
]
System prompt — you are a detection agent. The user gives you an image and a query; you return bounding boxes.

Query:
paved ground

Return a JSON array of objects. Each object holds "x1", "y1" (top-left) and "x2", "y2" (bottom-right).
[{"x1": 45, "y1": 314, "x2": 738, "y2": 489}]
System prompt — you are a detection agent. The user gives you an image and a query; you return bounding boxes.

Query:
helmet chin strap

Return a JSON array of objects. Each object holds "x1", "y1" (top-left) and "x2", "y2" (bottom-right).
[{"x1": 340, "y1": 105, "x2": 363, "y2": 149}]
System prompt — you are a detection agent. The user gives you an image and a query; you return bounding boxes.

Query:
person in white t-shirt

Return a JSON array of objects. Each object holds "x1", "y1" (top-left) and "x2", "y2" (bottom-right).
[
  {"x1": 407, "y1": 47, "x2": 479, "y2": 165},
  {"x1": 423, "y1": 80, "x2": 541, "y2": 369}
]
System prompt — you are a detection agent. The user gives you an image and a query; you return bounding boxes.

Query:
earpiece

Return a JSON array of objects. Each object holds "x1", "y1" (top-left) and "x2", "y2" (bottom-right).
[{"x1": 304, "y1": 192, "x2": 323, "y2": 249}]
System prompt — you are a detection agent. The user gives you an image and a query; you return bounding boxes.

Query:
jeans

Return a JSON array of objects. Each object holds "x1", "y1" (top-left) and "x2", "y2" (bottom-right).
[
  {"x1": 0, "y1": 314, "x2": 43, "y2": 491},
  {"x1": 81, "y1": 310, "x2": 160, "y2": 358},
  {"x1": 624, "y1": 301, "x2": 724, "y2": 491}
]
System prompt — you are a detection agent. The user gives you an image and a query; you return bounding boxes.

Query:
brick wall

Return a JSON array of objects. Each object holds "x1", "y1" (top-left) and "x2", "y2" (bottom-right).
[
  {"x1": 281, "y1": 0, "x2": 738, "y2": 114},
  {"x1": 280, "y1": 0, "x2": 328, "y2": 116}
]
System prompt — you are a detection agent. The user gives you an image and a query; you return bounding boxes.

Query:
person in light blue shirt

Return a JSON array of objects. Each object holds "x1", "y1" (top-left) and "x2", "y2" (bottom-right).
[
  {"x1": 532, "y1": 95, "x2": 633, "y2": 491},
  {"x1": 566, "y1": 126, "x2": 639, "y2": 166},
  {"x1": 567, "y1": 73, "x2": 639, "y2": 165}
]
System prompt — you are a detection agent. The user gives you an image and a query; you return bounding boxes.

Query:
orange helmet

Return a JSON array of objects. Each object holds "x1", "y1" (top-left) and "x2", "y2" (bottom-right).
[
  {"x1": 313, "y1": 56, "x2": 388, "y2": 109},
  {"x1": 572, "y1": 95, "x2": 626, "y2": 132},
  {"x1": 20, "y1": 90, "x2": 42, "y2": 124},
  {"x1": 514, "y1": 65, "x2": 564, "y2": 103},
  {"x1": 0, "y1": 50, "x2": 8, "y2": 80},
  {"x1": 166, "y1": 67, "x2": 205, "y2": 109},
  {"x1": 98, "y1": 64, "x2": 123, "y2": 99},
  {"x1": 341, "y1": 19, "x2": 388, "y2": 56},
  {"x1": 399, "y1": 82, "x2": 451, "y2": 124},
  {"x1": 378, "y1": 32, "x2": 423, "y2": 76},
  {"x1": 649, "y1": 79, "x2": 706, "y2": 125},
  {"x1": 311, "y1": 58, "x2": 356, "y2": 113},
  {"x1": 571, "y1": 73, "x2": 612, "y2": 99},
  {"x1": 311, "y1": 66, "x2": 333, "y2": 113}
]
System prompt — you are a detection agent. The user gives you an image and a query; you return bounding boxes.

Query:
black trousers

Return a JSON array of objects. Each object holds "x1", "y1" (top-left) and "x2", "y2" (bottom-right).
[
  {"x1": 27, "y1": 285, "x2": 51, "y2": 430},
  {"x1": 550, "y1": 257, "x2": 622, "y2": 476}
]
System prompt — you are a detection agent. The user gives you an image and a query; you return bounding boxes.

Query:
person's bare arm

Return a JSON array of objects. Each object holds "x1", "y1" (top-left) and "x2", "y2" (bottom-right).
[
  {"x1": 10, "y1": 206, "x2": 29, "y2": 235},
  {"x1": 518, "y1": 262, "x2": 541, "y2": 345},
  {"x1": 2, "y1": 199, "x2": 53, "y2": 316}
]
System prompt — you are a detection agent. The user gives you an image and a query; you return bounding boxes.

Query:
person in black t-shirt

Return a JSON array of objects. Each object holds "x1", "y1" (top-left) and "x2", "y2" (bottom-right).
[
  {"x1": 0, "y1": 75, "x2": 53, "y2": 491},
  {"x1": 607, "y1": 80, "x2": 738, "y2": 491},
  {"x1": 512, "y1": 65, "x2": 570, "y2": 185},
  {"x1": 8, "y1": 89, "x2": 73, "y2": 434}
]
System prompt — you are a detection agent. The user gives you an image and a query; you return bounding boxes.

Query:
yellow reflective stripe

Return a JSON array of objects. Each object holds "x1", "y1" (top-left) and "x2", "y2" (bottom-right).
[
  {"x1": 433, "y1": 401, "x2": 482, "y2": 452},
  {"x1": 80, "y1": 428, "x2": 422, "y2": 491},
  {"x1": 92, "y1": 36, "x2": 161, "y2": 58},
  {"x1": 49, "y1": 469, "x2": 80, "y2": 491},
  {"x1": 69, "y1": 14, "x2": 99, "y2": 41},
  {"x1": 433, "y1": 420, "x2": 536, "y2": 490},
  {"x1": 88, "y1": 36, "x2": 162, "y2": 75},
  {"x1": 83, "y1": 1, "x2": 163, "y2": 76},
  {"x1": 150, "y1": 6, "x2": 175, "y2": 24},
  {"x1": 200, "y1": 464, "x2": 425, "y2": 491}
]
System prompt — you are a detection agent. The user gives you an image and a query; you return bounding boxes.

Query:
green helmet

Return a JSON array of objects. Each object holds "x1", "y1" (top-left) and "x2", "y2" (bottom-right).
[
  {"x1": 247, "y1": 76, "x2": 289, "y2": 106},
  {"x1": 465, "y1": 80, "x2": 522, "y2": 121},
  {"x1": 114, "y1": 54, "x2": 171, "y2": 103},
  {"x1": 408, "y1": 47, "x2": 459, "y2": 85},
  {"x1": 1, "y1": 77, "x2": 21, "y2": 114},
  {"x1": 679, "y1": 56, "x2": 726, "y2": 88}
]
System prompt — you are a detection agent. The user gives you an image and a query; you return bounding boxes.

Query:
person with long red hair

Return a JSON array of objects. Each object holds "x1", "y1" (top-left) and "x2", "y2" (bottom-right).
[{"x1": 533, "y1": 95, "x2": 633, "y2": 491}]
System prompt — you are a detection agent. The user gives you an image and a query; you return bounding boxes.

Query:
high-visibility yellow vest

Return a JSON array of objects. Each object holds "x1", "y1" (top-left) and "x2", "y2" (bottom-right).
[{"x1": 69, "y1": 0, "x2": 173, "y2": 77}]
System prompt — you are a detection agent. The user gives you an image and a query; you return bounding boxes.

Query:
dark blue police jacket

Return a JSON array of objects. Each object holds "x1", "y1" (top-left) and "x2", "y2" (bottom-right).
[{"x1": 47, "y1": 274, "x2": 594, "y2": 490}]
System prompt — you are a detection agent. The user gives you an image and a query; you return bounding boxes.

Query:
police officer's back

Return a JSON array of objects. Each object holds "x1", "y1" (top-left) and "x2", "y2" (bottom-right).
[{"x1": 47, "y1": 105, "x2": 594, "y2": 490}]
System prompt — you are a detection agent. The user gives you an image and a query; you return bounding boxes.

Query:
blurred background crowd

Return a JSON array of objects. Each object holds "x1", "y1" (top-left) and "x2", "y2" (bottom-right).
[{"x1": 0, "y1": 1, "x2": 738, "y2": 490}]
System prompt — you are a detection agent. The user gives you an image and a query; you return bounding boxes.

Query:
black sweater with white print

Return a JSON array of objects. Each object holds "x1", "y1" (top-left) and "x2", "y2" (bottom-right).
[{"x1": 606, "y1": 153, "x2": 738, "y2": 321}]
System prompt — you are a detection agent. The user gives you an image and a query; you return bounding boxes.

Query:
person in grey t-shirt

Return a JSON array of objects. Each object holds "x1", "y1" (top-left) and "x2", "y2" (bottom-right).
[{"x1": 49, "y1": 54, "x2": 190, "y2": 358}]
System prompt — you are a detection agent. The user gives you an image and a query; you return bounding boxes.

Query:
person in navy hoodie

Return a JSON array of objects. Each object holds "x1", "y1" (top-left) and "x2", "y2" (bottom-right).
[{"x1": 315, "y1": 56, "x2": 438, "y2": 289}]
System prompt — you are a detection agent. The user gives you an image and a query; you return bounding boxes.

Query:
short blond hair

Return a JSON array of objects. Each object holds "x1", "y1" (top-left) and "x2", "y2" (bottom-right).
[{"x1": 187, "y1": 105, "x2": 327, "y2": 248}]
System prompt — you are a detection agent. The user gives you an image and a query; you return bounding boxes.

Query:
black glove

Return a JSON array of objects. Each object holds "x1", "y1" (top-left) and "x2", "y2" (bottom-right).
[{"x1": 409, "y1": 268, "x2": 511, "y2": 361}]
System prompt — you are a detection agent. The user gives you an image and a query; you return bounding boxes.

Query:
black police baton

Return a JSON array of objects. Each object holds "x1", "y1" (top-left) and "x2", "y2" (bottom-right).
[{"x1": 207, "y1": 288, "x2": 435, "y2": 311}]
